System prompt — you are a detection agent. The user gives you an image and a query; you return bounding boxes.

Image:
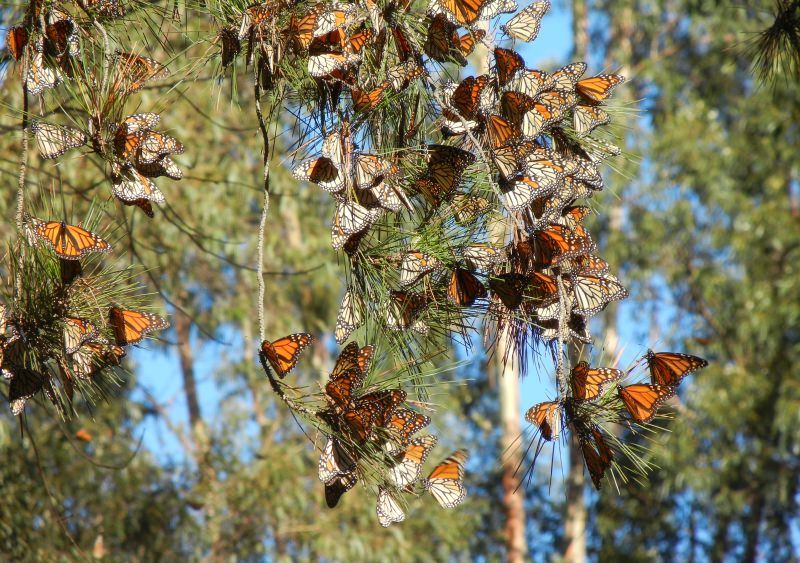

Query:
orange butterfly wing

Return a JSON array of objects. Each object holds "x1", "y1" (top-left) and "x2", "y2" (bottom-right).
[
  {"x1": 34, "y1": 220, "x2": 112, "y2": 259},
  {"x1": 448, "y1": 268, "x2": 487, "y2": 307},
  {"x1": 524, "y1": 400, "x2": 562, "y2": 440},
  {"x1": 575, "y1": 74, "x2": 625, "y2": 103},
  {"x1": 570, "y1": 361, "x2": 623, "y2": 402},
  {"x1": 617, "y1": 383, "x2": 676, "y2": 423},
  {"x1": 108, "y1": 307, "x2": 169, "y2": 346},
  {"x1": 261, "y1": 333, "x2": 313, "y2": 377},
  {"x1": 646, "y1": 350, "x2": 708, "y2": 386}
]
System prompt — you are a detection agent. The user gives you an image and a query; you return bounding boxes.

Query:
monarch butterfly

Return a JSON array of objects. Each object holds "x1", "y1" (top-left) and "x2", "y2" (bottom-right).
[
  {"x1": 368, "y1": 180, "x2": 410, "y2": 213},
  {"x1": 293, "y1": 157, "x2": 344, "y2": 192},
  {"x1": 499, "y1": 174, "x2": 553, "y2": 212},
  {"x1": 579, "y1": 427, "x2": 614, "y2": 490},
  {"x1": 390, "y1": 434, "x2": 438, "y2": 488},
  {"x1": 331, "y1": 216, "x2": 370, "y2": 253},
  {"x1": 377, "y1": 487, "x2": 406, "y2": 527},
  {"x1": 325, "y1": 472, "x2": 357, "y2": 508},
  {"x1": 238, "y1": 2, "x2": 273, "y2": 40},
  {"x1": 646, "y1": 351, "x2": 708, "y2": 386},
  {"x1": 505, "y1": 68, "x2": 551, "y2": 98},
  {"x1": 423, "y1": 449, "x2": 468, "y2": 508},
  {"x1": 570, "y1": 361, "x2": 623, "y2": 402},
  {"x1": 335, "y1": 290, "x2": 363, "y2": 344},
  {"x1": 260, "y1": 333, "x2": 313, "y2": 378},
  {"x1": 113, "y1": 52, "x2": 169, "y2": 95},
  {"x1": 334, "y1": 200, "x2": 383, "y2": 236},
  {"x1": 218, "y1": 27, "x2": 241, "y2": 67},
  {"x1": 31, "y1": 121, "x2": 86, "y2": 160},
  {"x1": 524, "y1": 400, "x2": 562, "y2": 440},
  {"x1": 428, "y1": 0, "x2": 487, "y2": 26},
  {"x1": 136, "y1": 155, "x2": 183, "y2": 180},
  {"x1": 350, "y1": 82, "x2": 389, "y2": 112},
  {"x1": 525, "y1": 271, "x2": 558, "y2": 304},
  {"x1": 386, "y1": 60, "x2": 426, "y2": 91},
  {"x1": 121, "y1": 198, "x2": 156, "y2": 218},
  {"x1": 534, "y1": 224, "x2": 592, "y2": 265},
  {"x1": 112, "y1": 166, "x2": 166, "y2": 204},
  {"x1": 549, "y1": 61, "x2": 587, "y2": 91},
  {"x1": 63, "y1": 317, "x2": 99, "y2": 355},
  {"x1": 108, "y1": 307, "x2": 169, "y2": 346},
  {"x1": 29, "y1": 217, "x2": 112, "y2": 260},
  {"x1": 7, "y1": 366, "x2": 50, "y2": 416},
  {"x1": 479, "y1": 0, "x2": 517, "y2": 20},
  {"x1": 6, "y1": 26, "x2": 28, "y2": 61},
  {"x1": 521, "y1": 93, "x2": 576, "y2": 137},
  {"x1": 492, "y1": 139, "x2": 539, "y2": 180},
  {"x1": 44, "y1": 9, "x2": 78, "y2": 58},
  {"x1": 416, "y1": 144, "x2": 475, "y2": 205},
  {"x1": 26, "y1": 48, "x2": 61, "y2": 96},
  {"x1": 343, "y1": 388, "x2": 406, "y2": 442},
  {"x1": 399, "y1": 251, "x2": 441, "y2": 287},
  {"x1": 538, "y1": 313, "x2": 592, "y2": 344},
  {"x1": 137, "y1": 131, "x2": 184, "y2": 165},
  {"x1": 71, "y1": 339, "x2": 126, "y2": 379},
  {"x1": 461, "y1": 243, "x2": 505, "y2": 271},
  {"x1": 318, "y1": 436, "x2": 357, "y2": 483},
  {"x1": 494, "y1": 47, "x2": 526, "y2": 86},
  {"x1": 314, "y1": 3, "x2": 358, "y2": 38},
  {"x1": 391, "y1": 27, "x2": 415, "y2": 62},
  {"x1": 86, "y1": 0, "x2": 126, "y2": 18},
  {"x1": 354, "y1": 154, "x2": 393, "y2": 189},
  {"x1": 501, "y1": 0, "x2": 550, "y2": 42},
  {"x1": 424, "y1": 14, "x2": 466, "y2": 65},
  {"x1": 568, "y1": 274, "x2": 628, "y2": 317},
  {"x1": 448, "y1": 268, "x2": 487, "y2": 307},
  {"x1": 387, "y1": 408, "x2": 432, "y2": 447},
  {"x1": 617, "y1": 383, "x2": 676, "y2": 424},
  {"x1": 345, "y1": 28, "x2": 375, "y2": 54},
  {"x1": 485, "y1": 114, "x2": 519, "y2": 149},
  {"x1": 451, "y1": 194, "x2": 490, "y2": 224},
  {"x1": 500, "y1": 91, "x2": 538, "y2": 127},
  {"x1": 573, "y1": 104, "x2": 609, "y2": 136},
  {"x1": 386, "y1": 290, "x2": 429, "y2": 334},
  {"x1": 576, "y1": 73, "x2": 626, "y2": 103},
  {"x1": 447, "y1": 75, "x2": 490, "y2": 120},
  {"x1": 566, "y1": 254, "x2": 609, "y2": 276},
  {"x1": 489, "y1": 272, "x2": 528, "y2": 310},
  {"x1": 325, "y1": 342, "x2": 372, "y2": 410}
]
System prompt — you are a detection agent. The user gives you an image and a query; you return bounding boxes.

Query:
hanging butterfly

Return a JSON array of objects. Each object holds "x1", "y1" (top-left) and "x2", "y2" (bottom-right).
[
  {"x1": 63, "y1": 317, "x2": 99, "y2": 355},
  {"x1": 112, "y1": 52, "x2": 170, "y2": 95},
  {"x1": 645, "y1": 350, "x2": 708, "y2": 386},
  {"x1": 26, "y1": 48, "x2": 61, "y2": 96},
  {"x1": 424, "y1": 15, "x2": 467, "y2": 65},
  {"x1": 377, "y1": 487, "x2": 406, "y2": 527},
  {"x1": 446, "y1": 75, "x2": 490, "y2": 121},
  {"x1": 494, "y1": 47, "x2": 526, "y2": 86},
  {"x1": 354, "y1": 153, "x2": 394, "y2": 189},
  {"x1": 451, "y1": 194, "x2": 490, "y2": 225},
  {"x1": 390, "y1": 434, "x2": 438, "y2": 488},
  {"x1": 538, "y1": 312, "x2": 592, "y2": 344},
  {"x1": 86, "y1": 0, "x2": 126, "y2": 19},
  {"x1": 218, "y1": 26, "x2": 241, "y2": 67},
  {"x1": 399, "y1": 251, "x2": 441, "y2": 287},
  {"x1": 491, "y1": 139, "x2": 540, "y2": 180},
  {"x1": 427, "y1": 0, "x2": 489, "y2": 26},
  {"x1": 238, "y1": 2, "x2": 274, "y2": 40},
  {"x1": 416, "y1": 144, "x2": 475, "y2": 205},
  {"x1": 136, "y1": 155, "x2": 183, "y2": 180},
  {"x1": 423, "y1": 449, "x2": 468, "y2": 508},
  {"x1": 499, "y1": 174, "x2": 554, "y2": 212},
  {"x1": 386, "y1": 290, "x2": 430, "y2": 335},
  {"x1": 350, "y1": 82, "x2": 389, "y2": 112},
  {"x1": 573, "y1": 104, "x2": 610, "y2": 136},
  {"x1": 286, "y1": 7, "x2": 323, "y2": 52},
  {"x1": 525, "y1": 400, "x2": 562, "y2": 441},
  {"x1": 324, "y1": 342, "x2": 372, "y2": 411},
  {"x1": 461, "y1": 243, "x2": 505, "y2": 271},
  {"x1": 505, "y1": 68, "x2": 551, "y2": 99},
  {"x1": 501, "y1": 0, "x2": 550, "y2": 42},
  {"x1": 325, "y1": 472, "x2": 357, "y2": 508},
  {"x1": 137, "y1": 131, "x2": 184, "y2": 165},
  {"x1": 489, "y1": 272, "x2": 528, "y2": 310},
  {"x1": 387, "y1": 407, "x2": 432, "y2": 448},
  {"x1": 617, "y1": 383, "x2": 676, "y2": 424},
  {"x1": 71, "y1": 339, "x2": 126, "y2": 379},
  {"x1": 318, "y1": 436, "x2": 357, "y2": 484},
  {"x1": 333, "y1": 200, "x2": 383, "y2": 236},
  {"x1": 28, "y1": 216, "x2": 112, "y2": 260},
  {"x1": 313, "y1": 3, "x2": 358, "y2": 38},
  {"x1": 549, "y1": 61, "x2": 587, "y2": 90},
  {"x1": 293, "y1": 157, "x2": 344, "y2": 192},
  {"x1": 386, "y1": 59, "x2": 427, "y2": 91},
  {"x1": 479, "y1": 0, "x2": 518, "y2": 20},
  {"x1": 342, "y1": 388, "x2": 406, "y2": 442},
  {"x1": 7, "y1": 366, "x2": 51, "y2": 416},
  {"x1": 31, "y1": 121, "x2": 87, "y2": 160},
  {"x1": 108, "y1": 307, "x2": 169, "y2": 346},
  {"x1": 570, "y1": 361, "x2": 623, "y2": 402},
  {"x1": 448, "y1": 268, "x2": 487, "y2": 307},
  {"x1": 567, "y1": 274, "x2": 628, "y2": 317},
  {"x1": 335, "y1": 290, "x2": 363, "y2": 344},
  {"x1": 6, "y1": 26, "x2": 28, "y2": 61},
  {"x1": 579, "y1": 426, "x2": 614, "y2": 490},
  {"x1": 44, "y1": 8, "x2": 78, "y2": 58},
  {"x1": 112, "y1": 166, "x2": 166, "y2": 205},
  {"x1": 260, "y1": 333, "x2": 313, "y2": 378}
]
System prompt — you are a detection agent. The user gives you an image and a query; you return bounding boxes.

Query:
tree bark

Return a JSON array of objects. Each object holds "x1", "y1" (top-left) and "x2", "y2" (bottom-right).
[
  {"x1": 498, "y1": 338, "x2": 526, "y2": 563},
  {"x1": 175, "y1": 311, "x2": 203, "y2": 434}
]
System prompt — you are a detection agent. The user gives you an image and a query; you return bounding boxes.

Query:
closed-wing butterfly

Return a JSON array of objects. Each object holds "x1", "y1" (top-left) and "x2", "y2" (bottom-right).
[
  {"x1": 71, "y1": 339, "x2": 126, "y2": 379},
  {"x1": 6, "y1": 26, "x2": 28, "y2": 61},
  {"x1": 525, "y1": 400, "x2": 562, "y2": 441},
  {"x1": 113, "y1": 52, "x2": 169, "y2": 95},
  {"x1": 293, "y1": 157, "x2": 344, "y2": 192},
  {"x1": 479, "y1": 0, "x2": 517, "y2": 19},
  {"x1": 325, "y1": 472, "x2": 357, "y2": 508},
  {"x1": 462, "y1": 243, "x2": 505, "y2": 271},
  {"x1": 489, "y1": 272, "x2": 528, "y2": 310},
  {"x1": 318, "y1": 436, "x2": 357, "y2": 483},
  {"x1": 416, "y1": 144, "x2": 475, "y2": 205},
  {"x1": 26, "y1": 48, "x2": 61, "y2": 96},
  {"x1": 387, "y1": 290, "x2": 430, "y2": 334},
  {"x1": 343, "y1": 388, "x2": 406, "y2": 442},
  {"x1": 646, "y1": 350, "x2": 708, "y2": 386},
  {"x1": 501, "y1": 0, "x2": 550, "y2": 42},
  {"x1": 260, "y1": 333, "x2": 313, "y2": 378},
  {"x1": 428, "y1": 0, "x2": 488, "y2": 26},
  {"x1": 568, "y1": 274, "x2": 628, "y2": 317},
  {"x1": 423, "y1": 449, "x2": 468, "y2": 508},
  {"x1": 573, "y1": 104, "x2": 610, "y2": 136},
  {"x1": 63, "y1": 317, "x2": 99, "y2": 355},
  {"x1": 308, "y1": 52, "x2": 360, "y2": 78},
  {"x1": 335, "y1": 290, "x2": 363, "y2": 344},
  {"x1": 7, "y1": 366, "x2": 50, "y2": 416},
  {"x1": 390, "y1": 434, "x2": 438, "y2": 488},
  {"x1": 137, "y1": 131, "x2": 184, "y2": 165},
  {"x1": 29, "y1": 216, "x2": 112, "y2": 260},
  {"x1": 112, "y1": 166, "x2": 166, "y2": 204},
  {"x1": 499, "y1": 174, "x2": 553, "y2": 212},
  {"x1": 108, "y1": 307, "x2": 169, "y2": 346},
  {"x1": 579, "y1": 427, "x2": 614, "y2": 490},
  {"x1": 448, "y1": 268, "x2": 487, "y2": 307},
  {"x1": 617, "y1": 383, "x2": 676, "y2": 424},
  {"x1": 325, "y1": 342, "x2": 373, "y2": 410},
  {"x1": 377, "y1": 487, "x2": 406, "y2": 527},
  {"x1": 549, "y1": 61, "x2": 587, "y2": 91},
  {"x1": 32, "y1": 121, "x2": 86, "y2": 160},
  {"x1": 539, "y1": 313, "x2": 592, "y2": 344},
  {"x1": 494, "y1": 47, "x2": 525, "y2": 86},
  {"x1": 570, "y1": 361, "x2": 623, "y2": 402},
  {"x1": 399, "y1": 251, "x2": 440, "y2": 286},
  {"x1": 136, "y1": 155, "x2": 183, "y2": 180}
]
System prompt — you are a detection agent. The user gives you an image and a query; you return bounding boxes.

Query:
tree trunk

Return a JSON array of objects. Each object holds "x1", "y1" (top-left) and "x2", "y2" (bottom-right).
[
  {"x1": 498, "y1": 339, "x2": 526, "y2": 563},
  {"x1": 175, "y1": 311, "x2": 203, "y2": 436}
]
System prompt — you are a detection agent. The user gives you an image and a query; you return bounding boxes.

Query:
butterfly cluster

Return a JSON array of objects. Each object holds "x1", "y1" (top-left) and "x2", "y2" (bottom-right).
[
  {"x1": 525, "y1": 351, "x2": 708, "y2": 489},
  {"x1": 1, "y1": 218, "x2": 168, "y2": 415},
  {"x1": 259, "y1": 336, "x2": 469, "y2": 526}
]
